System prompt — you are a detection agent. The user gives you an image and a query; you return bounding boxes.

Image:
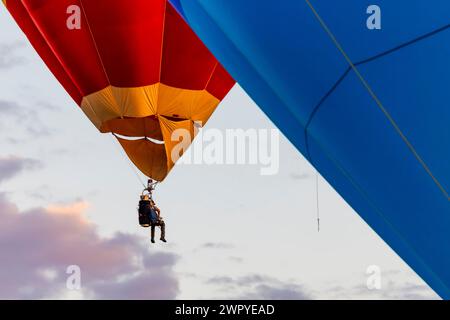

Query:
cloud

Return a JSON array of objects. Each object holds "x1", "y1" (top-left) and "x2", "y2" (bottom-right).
[
  {"x1": 341, "y1": 281, "x2": 439, "y2": 300},
  {"x1": 289, "y1": 172, "x2": 312, "y2": 181},
  {"x1": 206, "y1": 271, "x2": 437, "y2": 300},
  {"x1": 206, "y1": 274, "x2": 312, "y2": 300},
  {"x1": 0, "y1": 99, "x2": 54, "y2": 139},
  {"x1": 0, "y1": 42, "x2": 26, "y2": 70},
  {"x1": 47, "y1": 201, "x2": 90, "y2": 216},
  {"x1": 0, "y1": 100, "x2": 22, "y2": 117},
  {"x1": 0, "y1": 194, "x2": 180, "y2": 299},
  {"x1": 384, "y1": 282, "x2": 439, "y2": 300},
  {"x1": 324, "y1": 271, "x2": 439, "y2": 300},
  {"x1": 228, "y1": 256, "x2": 243, "y2": 263},
  {"x1": 0, "y1": 156, "x2": 42, "y2": 183},
  {"x1": 242, "y1": 284, "x2": 311, "y2": 300},
  {"x1": 200, "y1": 242, "x2": 235, "y2": 250},
  {"x1": 206, "y1": 276, "x2": 234, "y2": 285}
]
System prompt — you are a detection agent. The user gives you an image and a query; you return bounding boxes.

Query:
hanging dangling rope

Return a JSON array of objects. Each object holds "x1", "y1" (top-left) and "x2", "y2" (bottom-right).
[
  {"x1": 110, "y1": 134, "x2": 146, "y2": 188},
  {"x1": 315, "y1": 170, "x2": 320, "y2": 232}
]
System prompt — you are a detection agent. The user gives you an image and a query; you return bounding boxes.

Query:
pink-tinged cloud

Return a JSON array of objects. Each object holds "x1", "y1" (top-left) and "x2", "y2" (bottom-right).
[{"x1": 0, "y1": 194, "x2": 179, "y2": 299}]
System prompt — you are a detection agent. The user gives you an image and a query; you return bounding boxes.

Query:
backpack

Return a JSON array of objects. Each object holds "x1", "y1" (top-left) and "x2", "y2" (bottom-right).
[{"x1": 138, "y1": 200, "x2": 151, "y2": 227}]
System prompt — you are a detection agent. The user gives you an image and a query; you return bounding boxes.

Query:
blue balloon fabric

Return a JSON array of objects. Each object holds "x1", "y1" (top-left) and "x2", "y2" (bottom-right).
[{"x1": 170, "y1": 0, "x2": 450, "y2": 298}]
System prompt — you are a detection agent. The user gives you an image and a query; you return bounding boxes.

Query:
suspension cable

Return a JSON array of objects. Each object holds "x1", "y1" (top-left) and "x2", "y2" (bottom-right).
[
  {"x1": 316, "y1": 170, "x2": 320, "y2": 232},
  {"x1": 110, "y1": 134, "x2": 146, "y2": 188}
]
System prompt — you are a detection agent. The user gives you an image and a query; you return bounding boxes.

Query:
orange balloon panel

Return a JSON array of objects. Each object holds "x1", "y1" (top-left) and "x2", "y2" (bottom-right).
[{"x1": 5, "y1": 0, "x2": 235, "y2": 181}]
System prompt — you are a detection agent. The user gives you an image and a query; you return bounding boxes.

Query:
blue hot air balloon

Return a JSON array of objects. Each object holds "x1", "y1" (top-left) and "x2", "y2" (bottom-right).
[{"x1": 170, "y1": 0, "x2": 450, "y2": 298}]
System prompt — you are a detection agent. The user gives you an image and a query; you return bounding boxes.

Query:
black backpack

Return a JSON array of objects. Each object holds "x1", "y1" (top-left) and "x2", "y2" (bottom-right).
[{"x1": 138, "y1": 200, "x2": 151, "y2": 227}]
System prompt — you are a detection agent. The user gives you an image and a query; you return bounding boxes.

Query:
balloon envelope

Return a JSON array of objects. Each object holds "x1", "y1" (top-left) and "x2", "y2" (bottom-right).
[
  {"x1": 5, "y1": 0, "x2": 235, "y2": 181},
  {"x1": 172, "y1": 0, "x2": 450, "y2": 298}
]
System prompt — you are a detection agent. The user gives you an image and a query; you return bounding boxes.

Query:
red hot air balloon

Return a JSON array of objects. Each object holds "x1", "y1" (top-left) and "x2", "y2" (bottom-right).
[{"x1": 4, "y1": 0, "x2": 235, "y2": 181}]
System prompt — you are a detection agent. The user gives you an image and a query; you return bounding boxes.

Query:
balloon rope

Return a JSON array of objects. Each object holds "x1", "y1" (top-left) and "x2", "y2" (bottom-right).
[
  {"x1": 304, "y1": 0, "x2": 449, "y2": 201},
  {"x1": 79, "y1": 0, "x2": 112, "y2": 85},
  {"x1": 316, "y1": 170, "x2": 320, "y2": 232},
  {"x1": 111, "y1": 134, "x2": 146, "y2": 188}
]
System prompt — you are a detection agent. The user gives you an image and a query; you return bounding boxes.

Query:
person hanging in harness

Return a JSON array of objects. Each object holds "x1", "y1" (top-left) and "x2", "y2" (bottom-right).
[
  {"x1": 138, "y1": 179, "x2": 167, "y2": 243},
  {"x1": 149, "y1": 199, "x2": 166, "y2": 243}
]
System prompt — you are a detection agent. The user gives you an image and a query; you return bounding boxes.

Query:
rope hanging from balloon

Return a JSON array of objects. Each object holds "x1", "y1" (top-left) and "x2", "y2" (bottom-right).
[
  {"x1": 315, "y1": 170, "x2": 320, "y2": 232},
  {"x1": 111, "y1": 134, "x2": 147, "y2": 188}
]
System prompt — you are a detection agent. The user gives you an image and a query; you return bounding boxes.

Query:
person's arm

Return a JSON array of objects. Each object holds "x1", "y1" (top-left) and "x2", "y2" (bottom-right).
[{"x1": 154, "y1": 206, "x2": 161, "y2": 217}]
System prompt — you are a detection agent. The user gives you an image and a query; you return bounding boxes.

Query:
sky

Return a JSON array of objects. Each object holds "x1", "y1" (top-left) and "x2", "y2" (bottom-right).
[{"x1": 0, "y1": 6, "x2": 440, "y2": 300}]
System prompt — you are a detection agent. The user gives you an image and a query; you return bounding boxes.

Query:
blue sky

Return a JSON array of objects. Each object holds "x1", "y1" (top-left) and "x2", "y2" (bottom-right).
[{"x1": 0, "y1": 7, "x2": 439, "y2": 299}]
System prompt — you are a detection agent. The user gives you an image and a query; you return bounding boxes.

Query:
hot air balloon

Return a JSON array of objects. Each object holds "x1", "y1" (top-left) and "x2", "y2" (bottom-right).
[
  {"x1": 171, "y1": 0, "x2": 450, "y2": 298},
  {"x1": 4, "y1": 0, "x2": 235, "y2": 182}
]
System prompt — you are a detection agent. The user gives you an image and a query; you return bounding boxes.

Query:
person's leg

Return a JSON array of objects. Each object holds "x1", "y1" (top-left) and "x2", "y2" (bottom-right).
[
  {"x1": 160, "y1": 220, "x2": 166, "y2": 242},
  {"x1": 151, "y1": 225, "x2": 156, "y2": 243}
]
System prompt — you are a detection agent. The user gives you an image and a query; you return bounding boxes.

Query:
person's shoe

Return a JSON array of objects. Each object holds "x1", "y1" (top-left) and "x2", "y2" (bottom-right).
[
  {"x1": 151, "y1": 239, "x2": 155, "y2": 243},
  {"x1": 160, "y1": 238, "x2": 167, "y2": 243}
]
